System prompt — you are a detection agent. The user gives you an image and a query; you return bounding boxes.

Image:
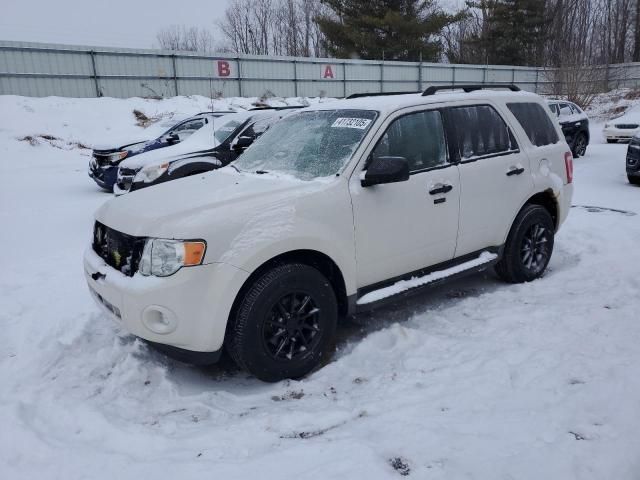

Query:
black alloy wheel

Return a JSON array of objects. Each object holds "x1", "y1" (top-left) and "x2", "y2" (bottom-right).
[
  {"x1": 573, "y1": 133, "x2": 587, "y2": 157},
  {"x1": 262, "y1": 292, "x2": 322, "y2": 361},
  {"x1": 520, "y1": 223, "x2": 552, "y2": 276},
  {"x1": 495, "y1": 204, "x2": 555, "y2": 283},
  {"x1": 227, "y1": 263, "x2": 337, "y2": 382}
]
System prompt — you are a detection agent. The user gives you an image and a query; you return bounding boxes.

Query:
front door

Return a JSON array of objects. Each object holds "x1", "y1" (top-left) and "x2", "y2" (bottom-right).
[{"x1": 350, "y1": 109, "x2": 460, "y2": 288}]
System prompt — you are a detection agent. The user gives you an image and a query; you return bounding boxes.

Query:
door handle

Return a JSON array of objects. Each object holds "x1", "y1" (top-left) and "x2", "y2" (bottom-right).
[
  {"x1": 506, "y1": 167, "x2": 525, "y2": 176},
  {"x1": 429, "y1": 184, "x2": 453, "y2": 195}
]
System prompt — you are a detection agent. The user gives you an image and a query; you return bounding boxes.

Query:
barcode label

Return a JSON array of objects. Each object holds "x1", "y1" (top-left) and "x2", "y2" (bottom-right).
[{"x1": 331, "y1": 118, "x2": 372, "y2": 129}]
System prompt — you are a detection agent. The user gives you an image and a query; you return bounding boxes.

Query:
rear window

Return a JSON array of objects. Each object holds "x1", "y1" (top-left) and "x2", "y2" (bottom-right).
[
  {"x1": 447, "y1": 105, "x2": 518, "y2": 160},
  {"x1": 507, "y1": 103, "x2": 560, "y2": 147}
]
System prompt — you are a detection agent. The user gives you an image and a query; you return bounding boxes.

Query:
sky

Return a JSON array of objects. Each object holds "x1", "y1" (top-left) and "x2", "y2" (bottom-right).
[{"x1": 2, "y1": 0, "x2": 233, "y2": 49}]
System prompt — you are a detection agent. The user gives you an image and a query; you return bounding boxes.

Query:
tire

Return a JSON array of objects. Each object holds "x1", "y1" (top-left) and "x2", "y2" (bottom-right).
[
  {"x1": 629, "y1": 175, "x2": 640, "y2": 185},
  {"x1": 572, "y1": 133, "x2": 588, "y2": 157},
  {"x1": 495, "y1": 204, "x2": 555, "y2": 284},
  {"x1": 226, "y1": 263, "x2": 338, "y2": 382},
  {"x1": 607, "y1": 139, "x2": 617, "y2": 144}
]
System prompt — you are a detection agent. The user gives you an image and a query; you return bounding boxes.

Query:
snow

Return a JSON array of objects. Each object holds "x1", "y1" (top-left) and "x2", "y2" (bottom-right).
[
  {"x1": 2, "y1": 93, "x2": 640, "y2": 479},
  {"x1": 357, "y1": 252, "x2": 498, "y2": 305}
]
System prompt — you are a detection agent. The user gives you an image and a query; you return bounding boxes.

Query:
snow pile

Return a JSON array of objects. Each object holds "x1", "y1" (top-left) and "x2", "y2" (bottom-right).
[
  {"x1": 1, "y1": 94, "x2": 640, "y2": 479},
  {"x1": 0, "y1": 95, "x2": 331, "y2": 150},
  {"x1": 586, "y1": 88, "x2": 640, "y2": 121}
]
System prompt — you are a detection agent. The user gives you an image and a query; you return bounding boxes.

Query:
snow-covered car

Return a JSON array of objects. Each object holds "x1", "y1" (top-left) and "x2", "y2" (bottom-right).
[
  {"x1": 626, "y1": 134, "x2": 640, "y2": 185},
  {"x1": 603, "y1": 108, "x2": 640, "y2": 143},
  {"x1": 113, "y1": 108, "x2": 300, "y2": 195},
  {"x1": 89, "y1": 111, "x2": 234, "y2": 191},
  {"x1": 547, "y1": 100, "x2": 590, "y2": 157},
  {"x1": 84, "y1": 85, "x2": 574, "y2": 382}
]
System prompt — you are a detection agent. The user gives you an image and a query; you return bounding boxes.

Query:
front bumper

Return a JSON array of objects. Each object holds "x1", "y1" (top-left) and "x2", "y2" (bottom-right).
[
  {"x1": 88, "y1": 159, "x2": 118, "y2": 190},
  {"x1": 604, "y1": 127, "x2": 640, "y2": 141},
  {"x1": 84, "y1": 247, "x2": 250, "y2": 354},
  {"x1": 627, "y1": 144, "x2": 640, "y2": 175},
  {"x1": 114, "y1": 168, "x2": 139, "y2": 196}
]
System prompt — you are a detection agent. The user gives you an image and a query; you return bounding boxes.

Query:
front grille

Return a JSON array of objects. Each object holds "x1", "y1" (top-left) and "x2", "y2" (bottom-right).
[
  {"x1": 116, "y1": 167, "x2": 138, "y2": 192},
  {"x1": 93, "y1": 151, "x2": 116, "y2": 167},
  {"x1": 93, "y1": 221, "x2": 146, "y2": 277},
  {"x1": 615, "y1": 124, "x2": 639, "y2": 129}
]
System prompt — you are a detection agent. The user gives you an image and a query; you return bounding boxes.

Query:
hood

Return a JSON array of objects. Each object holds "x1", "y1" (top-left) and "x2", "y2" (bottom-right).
[
  {"x1": 613, "y1": 107, "x2": 640, "y2": 123},
  {"x1": 92, "y1": 140, "x2": 148, "y2": 153},
  {"x1": 119, "y1": 123, "x2": 220, "y2": 170},
  {"x1": 94, "y1": 167, "x2": 334, "y2": 239}
]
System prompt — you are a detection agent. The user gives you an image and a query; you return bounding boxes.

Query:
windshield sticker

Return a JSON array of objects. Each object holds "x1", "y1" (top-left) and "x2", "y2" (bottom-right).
[{"x1": 331, "y1": 117, "x2": 372, "y2": 129}]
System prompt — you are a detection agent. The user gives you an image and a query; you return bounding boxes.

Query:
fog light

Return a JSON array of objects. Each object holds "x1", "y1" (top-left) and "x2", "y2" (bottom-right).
[{"x1": 142, "y1": 306, "x2": 178, "y2": 334}]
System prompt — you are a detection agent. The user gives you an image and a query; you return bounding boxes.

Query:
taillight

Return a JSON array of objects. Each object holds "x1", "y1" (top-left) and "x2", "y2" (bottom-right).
[{"x1": 564, "y1": 151, "x2": 573, "y2": 184}]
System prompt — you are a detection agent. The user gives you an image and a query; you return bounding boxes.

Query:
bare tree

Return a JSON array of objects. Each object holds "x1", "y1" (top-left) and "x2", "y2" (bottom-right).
[
  {"x1": 156, "y1": 25, "x2": 215, "y2": 52},
  {"x1": 218, "y1": 0, "x2": 327, "y2": 57}
]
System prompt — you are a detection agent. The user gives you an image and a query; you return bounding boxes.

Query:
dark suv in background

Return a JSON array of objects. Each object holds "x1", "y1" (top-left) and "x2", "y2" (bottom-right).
[
  {"x1": 547, "y1": 100, "x2": 590, "y2": 158},
  {"x1": 626, "y1": 135, "x2": 640, "y2": 185}
]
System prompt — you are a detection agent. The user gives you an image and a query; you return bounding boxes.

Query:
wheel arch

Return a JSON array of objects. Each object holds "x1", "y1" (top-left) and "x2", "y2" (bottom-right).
[
  {"x1": 522, "y1": 189, "x2": 559, "y2": 230},
  {"x1": 228, "y1": 249, "x2": 350, "y2": 328}
]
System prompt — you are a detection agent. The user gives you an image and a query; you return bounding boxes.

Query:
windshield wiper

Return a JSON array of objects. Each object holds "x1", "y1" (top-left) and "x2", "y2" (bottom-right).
[
  {"x1": 255, "y1": 170, "x2": 269, "y2": 174},
  {"x1": 228, "y1": 164, "x2": 241, "y2": 173}
]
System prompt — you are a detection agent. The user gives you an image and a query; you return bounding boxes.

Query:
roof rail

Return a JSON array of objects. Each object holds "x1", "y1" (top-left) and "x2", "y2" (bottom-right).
[
  {"x1": 346, "y1": 91, "x2": 421, "y2": 100},
  {"x1": 421, "y1": 84, "x2": 521, "y2": 96},
  {"x1": 248, "y1": 105, "x2": 305, "y2": 111}
]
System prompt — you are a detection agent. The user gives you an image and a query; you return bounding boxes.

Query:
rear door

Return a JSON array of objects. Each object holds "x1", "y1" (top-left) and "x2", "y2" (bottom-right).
[
  {"x1": 447, "y1": 104, "x2": 534, "y2": 257},
  {"x1": 350, "y1": 108, "x2": 460, "y2": 287},
  {"x1": 506, "y1": 101, "x2": 569, "y2": 185}
]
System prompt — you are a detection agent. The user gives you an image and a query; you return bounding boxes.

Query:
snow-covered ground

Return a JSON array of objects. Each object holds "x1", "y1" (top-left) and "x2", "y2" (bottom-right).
[{"x1": 1, "y1": 94, "x2": 640, "y2": 479}]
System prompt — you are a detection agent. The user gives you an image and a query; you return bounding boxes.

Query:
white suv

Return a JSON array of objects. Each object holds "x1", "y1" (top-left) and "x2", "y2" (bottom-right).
[{"x1": 84, "y1": 85, "x2": 574, "y2": 382}]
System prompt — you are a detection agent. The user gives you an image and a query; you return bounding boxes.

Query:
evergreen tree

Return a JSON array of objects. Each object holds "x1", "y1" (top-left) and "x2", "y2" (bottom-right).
[
  {"x1": 464, "y1": 0, "x2": 546, "y2": 66},
  {"x1": 316, "y1": 0, "x2": 466, "y2": 62}
]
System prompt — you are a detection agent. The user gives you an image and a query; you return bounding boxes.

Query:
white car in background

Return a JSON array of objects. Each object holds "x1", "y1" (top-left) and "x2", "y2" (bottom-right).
[{"x1": 603, "y1": 108, "x2": 640, "y2": 143}]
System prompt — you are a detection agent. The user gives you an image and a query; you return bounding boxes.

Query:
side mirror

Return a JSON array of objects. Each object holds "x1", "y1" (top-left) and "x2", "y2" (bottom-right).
[
  {"x1": 166, "y1": 133, "x2": 180, "y2": 145},
  {"x1": 233, "y1": 135, "x2": 254, "y2": 151},
  {"x1": 361, "y1": 156, "x2": 410, "y2": 187}
]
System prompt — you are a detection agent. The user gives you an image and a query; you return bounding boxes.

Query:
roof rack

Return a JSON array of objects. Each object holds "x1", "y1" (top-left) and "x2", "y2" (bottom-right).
[
  {"x1": 194, "y1": 110, "x2": 236, "y2": 116},
  {"x1": 346, "y1": 91, "x2": 421, "y2": 100},
  {"x1": 421, "y1": 84, "x2": 521, "y2": 96},
  {"x1": 248, "y1": 105, "x2": 305, "y2": 111}
]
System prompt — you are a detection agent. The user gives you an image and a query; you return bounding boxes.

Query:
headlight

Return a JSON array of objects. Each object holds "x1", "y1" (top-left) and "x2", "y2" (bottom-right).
[
  {"x1": 107, "y1": 151, "x2": 128, "y2": 164},
  {"x1": 133, "y1": 163, "x2": 170, "y2": 184},
  {"x1": 139, "y1": 239, "x2": 206, "y2": 277}
]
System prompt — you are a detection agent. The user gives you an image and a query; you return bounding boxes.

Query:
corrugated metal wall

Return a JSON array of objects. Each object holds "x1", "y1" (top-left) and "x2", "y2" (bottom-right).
[{"x1": 2, "y1": 40, "x2": 634, "y2": 99}]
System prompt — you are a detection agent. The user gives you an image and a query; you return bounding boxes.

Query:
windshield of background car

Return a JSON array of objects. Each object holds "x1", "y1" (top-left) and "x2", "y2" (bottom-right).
[
  {"x1": 234, "y1": 109, "x2": 378, "y2": 179},
  {"x1": 213, "y1": 112, "x2": 252, "y2": 144}
]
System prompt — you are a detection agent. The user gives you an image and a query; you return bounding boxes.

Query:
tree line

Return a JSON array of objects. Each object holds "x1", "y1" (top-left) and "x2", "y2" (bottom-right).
[{"x1": 155, "y1": 0, "x2": 640, "y2": 67}]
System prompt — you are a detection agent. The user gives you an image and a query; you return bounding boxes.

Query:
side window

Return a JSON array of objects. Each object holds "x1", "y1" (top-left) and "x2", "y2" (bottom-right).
[
  {"x1": 447, "y1": 105, "x2": 518, "y2": 160},
  {"x1": 372, "y1": 110, "x2": 448, "y2": 172},
  {"x1": 240, "y1": 115, "x2": 276, "y2": 139},
  {"x1": 507, "y1": 102, "x2": 560, "y2": 147},
  {"x1": 548, "y1": 103, "x2": 560, "y2": 116},
  {"x1": 172, "y1": 119, "x2": 205, "y2": 134},
  {"x1": 569, "y1": 103, "x2": 582, "y2": 115},
  {"x1": 558, "y1": 103, "x2": 573, "y2": 117}
]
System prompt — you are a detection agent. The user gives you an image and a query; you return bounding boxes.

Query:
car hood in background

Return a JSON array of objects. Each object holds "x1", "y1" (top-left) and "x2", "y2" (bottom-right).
[{"x1": 119, "y1": 123, "x2": 220, "y2": 170}]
